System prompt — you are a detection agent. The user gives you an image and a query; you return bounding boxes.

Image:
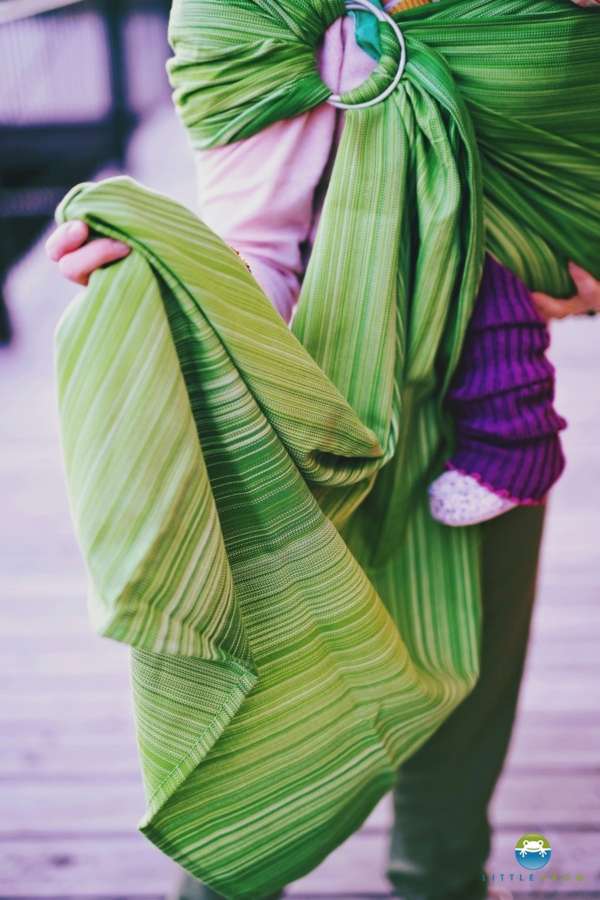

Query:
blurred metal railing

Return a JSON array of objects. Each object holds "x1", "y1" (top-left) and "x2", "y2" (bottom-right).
[
  {"x1": 0, "y1": 1, "x2": 85, "y2": 24},
  {"x1": 0, "y1": 0, "x2": 171, "y2": 344}
]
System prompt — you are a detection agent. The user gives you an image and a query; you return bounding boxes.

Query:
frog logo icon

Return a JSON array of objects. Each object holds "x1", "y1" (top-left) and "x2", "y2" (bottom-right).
[{"x1": 514, "y1": 833, "x2": 552, "y2": 870}]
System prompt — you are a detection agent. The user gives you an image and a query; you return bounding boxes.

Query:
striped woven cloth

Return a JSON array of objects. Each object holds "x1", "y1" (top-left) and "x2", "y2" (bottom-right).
[{"x1": 54, "y1": 0, "x2": 600, "y2": 897}]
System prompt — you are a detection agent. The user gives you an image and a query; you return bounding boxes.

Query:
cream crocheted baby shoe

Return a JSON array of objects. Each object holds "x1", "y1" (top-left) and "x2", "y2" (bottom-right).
[{"x1": 428, "y1": 469, "x2": 517, "y2": 527}]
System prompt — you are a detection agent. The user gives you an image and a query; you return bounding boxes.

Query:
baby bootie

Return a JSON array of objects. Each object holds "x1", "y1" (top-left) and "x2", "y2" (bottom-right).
[{"x1": 428, "y1": 469, "x2": 517, "y2": 527}]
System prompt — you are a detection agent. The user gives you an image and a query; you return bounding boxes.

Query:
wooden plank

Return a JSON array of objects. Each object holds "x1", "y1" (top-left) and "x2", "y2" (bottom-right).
[
  {"x1": 0, "y1": 784, "x2": 386, "y2": 837},
  {"x1": 6, "y1": 657, "x2": 600, "y2": 697},
  {"x1": 0, "y1": 713, "x2": 136, "y2": 741},
  {"x1": 1, "y1": 830, "x2": 598, "y2": 897},
  {"x1": 0, "y1": 732, "x2": 141, "y2": 779},
  {"x1": 291, "y1": 830, "x2": 600, "y2": 896},
  {"x1": 5, "y1": 583, "x2": 600, "y2": 630},
  {"x1": 529, "y1": 606, "x2": 600, "y2": 634},
  {"x1": 2, "y1": 770, "x2": 599, "y2": 838},
  {"x1": 505, "y1": 721, "x2": 600, "y2": 769},
  {"x1": 2, "y1": 613, "x2": 600, "y2": 653},
  {"x1": 2, "y1": 646, "x2": 129, "y2": 679},
  {"x1": 5, "y1": 638, "x2": 596, "y2": 683},
  {"x1": 5, "y1": 673, "x2": 129, "y2": 694},
  {"x1": 0, "y1": 835, "x2": 174, "y2": 896},
  {"x1": 3, "y1": 672, "x2": 599, "y2": 725},
  {"x1": 533, "y1": 583, "x2": 600, "y2": 607},
  {"x1": 489, "y1": 771, "x2": 600, "y2": 830},
  {"x1": 0, "y1": 690, "x2": 136, "y2": 726},
  {"x1": 0, "y1": 783, "x2": 147, "y2": 836},
  {"x1": 518, "y1": 677, "x2": 600, "y2": 714},
  {"x1": 4, "y1": 717, "x2": 599, "y2": 779},
  {"x1": 525, "y1": 639, "x2": 600, "y2": 668}
]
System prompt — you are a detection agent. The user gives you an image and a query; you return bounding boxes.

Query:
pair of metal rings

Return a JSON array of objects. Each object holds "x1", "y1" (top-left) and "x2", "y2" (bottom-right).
[{"x1": 326, "y1": 0, "x2": 407, "y2": 109}]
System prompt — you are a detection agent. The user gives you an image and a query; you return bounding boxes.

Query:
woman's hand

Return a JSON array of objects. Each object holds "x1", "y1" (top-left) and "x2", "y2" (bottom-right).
[
  {"x1": 531, "y1": 262, "x2": 600, "y2": 321},
  {"x1": 45, "y1": 221, "x2": 130, "y2": 286}
]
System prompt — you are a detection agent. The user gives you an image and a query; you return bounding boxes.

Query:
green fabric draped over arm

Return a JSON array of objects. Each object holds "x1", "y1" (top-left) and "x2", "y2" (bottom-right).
[
  {"x1": 52, "y1": 1, "x2": 600, "y2": 896},
  {"x1": 54, "y1": 174, "x2": 483, "y2": 898}
]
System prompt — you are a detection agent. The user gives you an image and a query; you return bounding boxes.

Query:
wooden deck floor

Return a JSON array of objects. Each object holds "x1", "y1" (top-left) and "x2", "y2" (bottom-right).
[{"x1": 1, "y1": 106, "x2": 599, "y2": 899}]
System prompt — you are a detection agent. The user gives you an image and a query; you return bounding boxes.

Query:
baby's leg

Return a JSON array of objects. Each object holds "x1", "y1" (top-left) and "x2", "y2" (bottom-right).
[{"x1": 429, "y1": 254, "x2": 567, "y2": 527}]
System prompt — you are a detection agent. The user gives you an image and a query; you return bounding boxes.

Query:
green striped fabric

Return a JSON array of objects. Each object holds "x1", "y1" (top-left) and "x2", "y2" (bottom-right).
[
  {"x1": 54, "y1": 0, "x2": 600, "y2": 896},
  {"x1": 55, "y1": 175, "x2": 481, "y2": 897}
]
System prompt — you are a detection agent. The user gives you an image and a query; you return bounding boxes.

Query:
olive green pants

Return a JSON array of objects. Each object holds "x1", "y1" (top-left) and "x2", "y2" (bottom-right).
[
  {"x1": 176, "y1": 505, "x2": 545, "y2": 900},
  {"x1": 386, "y1": 504, "x2": 546, "y2": 900}
]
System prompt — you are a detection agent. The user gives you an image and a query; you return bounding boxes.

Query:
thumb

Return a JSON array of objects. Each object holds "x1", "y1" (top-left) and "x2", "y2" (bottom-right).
[{"x1": 568, "y1": 261, "x2": 599, "y2": 303}]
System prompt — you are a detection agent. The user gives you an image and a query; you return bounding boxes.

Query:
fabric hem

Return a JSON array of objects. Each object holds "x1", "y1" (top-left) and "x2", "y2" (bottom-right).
[{"x1": 137, "y1": 663, "x2": 258, "y2": 827}]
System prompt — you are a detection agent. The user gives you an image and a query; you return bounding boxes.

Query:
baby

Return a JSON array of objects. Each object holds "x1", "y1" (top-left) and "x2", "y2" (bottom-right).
[
  {"x1": 352, "y1": 0, "x2": 599, "y2": 528},
  {"x1": 46, "y1": 0, "x2": 600, "y2": 530}
]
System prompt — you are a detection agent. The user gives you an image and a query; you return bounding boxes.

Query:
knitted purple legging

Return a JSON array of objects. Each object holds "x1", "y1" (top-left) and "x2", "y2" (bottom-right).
[{"x1": 445, "y1": 254, "x2": 567, "y2": 503}]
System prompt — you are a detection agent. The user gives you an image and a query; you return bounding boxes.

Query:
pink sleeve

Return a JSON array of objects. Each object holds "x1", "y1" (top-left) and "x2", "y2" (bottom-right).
[
  {"x1": 193, "y1": 109, "x2": 337, "y2": 325},
  {"x1": 193, "y1": 17, "x2": 376, "y2": 325}
]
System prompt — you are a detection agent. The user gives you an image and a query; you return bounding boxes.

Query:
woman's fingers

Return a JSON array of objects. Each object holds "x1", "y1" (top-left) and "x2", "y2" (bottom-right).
[
  {"x1": 530, "y1": 262, "x2": 600, "y2": 321},
  {"x1": 530, "y1": 291, "x2": 589, "y2": 321},
  {"x1": 45, "y1": 220, "x2": 90, "y2": 261},
  {"x1": 45, "y1": 221, "x2": 131, "y2": 286},
  {"x1": 57, "y1": 238, "x2": 131, "y2": 287},
  {"x1": 568, "y1": 261, "x2": 600, "y2": 310}
]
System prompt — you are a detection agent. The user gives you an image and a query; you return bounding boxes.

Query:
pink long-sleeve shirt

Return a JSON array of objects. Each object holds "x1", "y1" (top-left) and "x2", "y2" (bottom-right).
[{"x1": 193, "y1": 15, "x2": 377, "y2": 326}]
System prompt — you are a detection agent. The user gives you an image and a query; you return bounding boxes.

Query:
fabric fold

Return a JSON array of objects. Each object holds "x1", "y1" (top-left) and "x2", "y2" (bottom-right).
[{"x1": 54, "y1": 177, "x2": 481, "y2": 898}]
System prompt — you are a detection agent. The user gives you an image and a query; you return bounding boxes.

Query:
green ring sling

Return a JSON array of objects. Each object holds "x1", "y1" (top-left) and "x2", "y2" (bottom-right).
[{"x1": 53, "y1": 0, "x2": 600, "y2": 896}]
